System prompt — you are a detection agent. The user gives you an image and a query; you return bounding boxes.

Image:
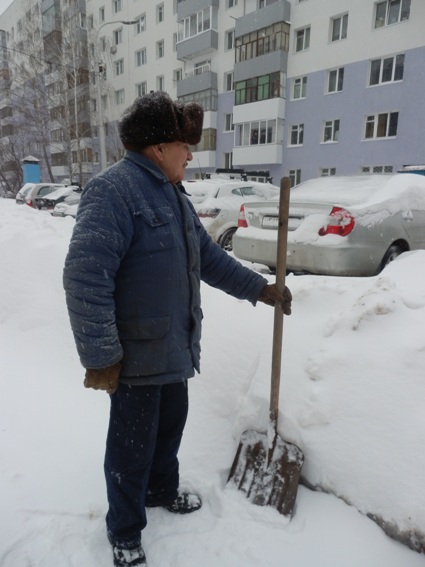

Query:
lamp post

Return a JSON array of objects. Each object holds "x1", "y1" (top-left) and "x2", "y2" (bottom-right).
[{"x1": 95, "y1": 20, "x2": 137, "y2": 171}]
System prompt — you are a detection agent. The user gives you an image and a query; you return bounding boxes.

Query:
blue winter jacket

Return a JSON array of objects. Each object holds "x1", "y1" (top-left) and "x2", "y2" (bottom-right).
[{"x1": 63, "y1": 151, "x2": 268, "y2": 384}]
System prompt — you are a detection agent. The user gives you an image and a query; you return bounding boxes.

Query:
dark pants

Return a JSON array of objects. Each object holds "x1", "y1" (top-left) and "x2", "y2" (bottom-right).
[{"x1": 104, "y1": 380, "x2": 189, "y2": 547}]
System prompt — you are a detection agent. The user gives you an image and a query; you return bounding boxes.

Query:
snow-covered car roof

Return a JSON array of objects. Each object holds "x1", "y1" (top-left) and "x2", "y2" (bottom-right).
[{"x1": 41, "y1": 185, "x2": 81, "y2": 202}]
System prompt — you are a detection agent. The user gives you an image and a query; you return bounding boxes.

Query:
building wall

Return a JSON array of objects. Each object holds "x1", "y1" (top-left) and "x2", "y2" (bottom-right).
[
  {"x1": 285, "y1": 0, "x2": 425, "y2": 182},
  {"x1": 1, "y1": 0, "x2": 424, "y2": 187}
]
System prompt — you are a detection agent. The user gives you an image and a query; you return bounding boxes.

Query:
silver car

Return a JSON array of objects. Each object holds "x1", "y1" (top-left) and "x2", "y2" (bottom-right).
[
  {"x1": 185, "y1": 178, "x2": 279, "y2": 251},
  {"x1": 233, "y1": 174, "x2": 425, "y2": 277},
  {"x1": 15, "y1": 183, "x2": 35, "y2": 204},
  {"x1": 25, "y1": 183, "x2": 65, "y2": 208}
]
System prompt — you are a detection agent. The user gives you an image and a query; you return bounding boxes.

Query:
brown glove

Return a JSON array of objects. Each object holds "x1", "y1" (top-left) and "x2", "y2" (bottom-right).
[
  {"x1": 84, "y1": 362, "x2": 121, "y2": 394},
  {"x1": 257, "y1": 283, "x2": 292, "y2": 316}
]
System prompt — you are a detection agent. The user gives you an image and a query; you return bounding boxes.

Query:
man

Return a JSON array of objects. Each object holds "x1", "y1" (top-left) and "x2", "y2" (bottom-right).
[{"x1": 63, "y1": 91, "x2": 292, "y2": 567}]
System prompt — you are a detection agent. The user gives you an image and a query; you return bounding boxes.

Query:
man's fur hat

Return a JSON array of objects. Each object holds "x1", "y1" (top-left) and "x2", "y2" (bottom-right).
[{"x1": 119, "y1": 91, "x2": 204, "y2": 150}]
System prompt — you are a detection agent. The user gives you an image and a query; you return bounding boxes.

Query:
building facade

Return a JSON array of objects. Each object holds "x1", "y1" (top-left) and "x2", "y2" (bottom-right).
[{"x1": 0, "y1": 0, "x2": 424, "y2": 190}]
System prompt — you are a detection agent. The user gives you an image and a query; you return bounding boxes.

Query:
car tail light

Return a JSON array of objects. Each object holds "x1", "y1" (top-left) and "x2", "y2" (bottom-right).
[
  {"x1": 238, "y1": 204, "x2": 248, "y2": 228},
  {"x1": 197, "y1": 208, "x2": 220, "y2": 219},
  {"x1": 318, "y1": 206, "x2": 355, "y2": 237},
  {"x1": 26, "y1": 200, "x2": 32, "y2": 207}
]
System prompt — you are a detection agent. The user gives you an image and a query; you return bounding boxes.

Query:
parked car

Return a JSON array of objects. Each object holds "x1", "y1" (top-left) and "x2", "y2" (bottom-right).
[
  {"x1": 185, "y1": 178, "x2": 280, "y2": 250},
  {"x1": 25, "y1": 183, "x2": 66, "y2": 208},
  {"x1": 15, "y1": 183, "x2": 36, "y2": 204},
  {"x1": 51, "y1": 202, "x2": 79, "y2": 218},
  {"x1": 398, "y1": 164, "x2": 425, "y2": 176},
  {"x1": 35, "y1": 185, "x2": 82, "y2": 211},
  {"x1": 233, "y1": 174, "x2": 425, "y2": 277}
]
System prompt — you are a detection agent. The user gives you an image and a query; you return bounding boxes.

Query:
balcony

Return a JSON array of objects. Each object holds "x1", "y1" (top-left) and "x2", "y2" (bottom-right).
[
  {"x1": 235, "y1": 0, "x2": 290, "y2": 39},
  {"x1": 177, "y1": 29, "x2": 218, "y2": 61},
  {"x1": 176, "y1": 63, "x2": 217, "y2": 98}
]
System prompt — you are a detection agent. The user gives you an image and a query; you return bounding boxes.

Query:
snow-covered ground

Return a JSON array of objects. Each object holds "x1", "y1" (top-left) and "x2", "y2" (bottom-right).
[{"x1": 1, "y1": 198, "x2": 424, "y2": 567}]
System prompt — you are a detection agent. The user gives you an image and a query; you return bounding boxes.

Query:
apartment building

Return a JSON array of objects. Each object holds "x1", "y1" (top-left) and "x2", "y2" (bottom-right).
[
  {"x1": 285, "y1": 0, "x2": 425, "y2": 184},
  {"x1": 0, "y1": 0, "x2": 424, "y2": 190}
]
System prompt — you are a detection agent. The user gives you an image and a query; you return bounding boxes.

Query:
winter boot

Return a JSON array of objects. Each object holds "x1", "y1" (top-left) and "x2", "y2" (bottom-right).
[
  {"x1": 146, "y1": 490, "x2": 202, "y2": 514},
  {"x1": 111, "y1": 543, "x2": 146, "y2": 567},
  {"x1": 166, "y1": 491, "x2": 202, "y2": 514}
]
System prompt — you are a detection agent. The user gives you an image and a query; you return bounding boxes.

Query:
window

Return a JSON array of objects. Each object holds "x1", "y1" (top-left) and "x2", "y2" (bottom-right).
[
  {"x1": 177, "y1": 6, "x2": 218, "y2": 42},
  {"x1": 156, "y1": 40, "x2": 164, "y2": 58},
  {"x1": 113, "y1": 0, "x2": 121, "y2": 14},
  {"x1": 157, "y1": 75, "x2": 164, "y2": 91},
  {"x1": 259, "y1": 0, "x2": 279, "y2": 7},
  {"x1": 224, "y1": 72, "x2": 234, "y2": 92},
  {"x1": 156, "y1": 3, "x2": 164, "y2": 23},
  {"x1": 364, "y1": 112, "x2": 398, "y2": 138},
  {"x1": 289, "y1": 169, "x2": 301, "y2": 187},
  {"x1": 173, "y1": 68, "x2": 183, "y2": 82},
  {"x1": 136, "y1": 48, "x2": 147, "y2": 67},
  {"x1": 295, "y1": 26, "x2": 310, "y2": 52},
  {"x1": 290, "y1": 124, "x2": 304, "y2": 146},
  {"x1": 136, "y1": 14, "x2": 146, "y2": 34},
  {"x1": 234, "y1": 120, "x2": 280, "y2": 147},
  {"x1": 224, "y1": 152, "x2": 233, "y2": 169},
  {"x1": 228, "y1": 0, "x2": 238, "y2": 6},
  {"x1": 224, "y1": 113, "x2": 234, "y2": 132},
  {"x1": 321, "y1": 168, "x2": 336, "y2": 176},
  {"x1": 235, "y1": 72, "x2": 285, "y2": 105},
  {"x1": 99, "y1": 6, "x2": 105, "y2": 22},
  {"x1": 327, "y1": 67, "x2": 344, "y2": 93},
  {"x1": 369, "y1": 54, "x2": 404, "y2": 85},
  {"x1": 362, "y1": 165, "x2": 394, "y2": 173},
  {"x1": 235, "y1": 22, "x2": 290, "y2": 63},
  {"x1": 113, "y1": 28, "x2": 122, "y2": 45},
  {"x1": 293, "y1": 76, "x2": 307, "y2": 99},
  {"x1": 115, "y1": 89, "x2": 125, "y2": 105},
  {"x1": 323, "y1": 119, "x2": 340, "y2": 142},
  {"x1": 331, "y1": 14, "x2": 348, "y2": 41},
  {"x1": 193, "y1": 61, "x2": 210, "y2": 76},
  {"x1": 136, "y1": 82, "x2": 147, "y2": 97},
  {"x1": 191, "y1": 128, "x2": 216, "y2": 152},
  {"x1": 374, "y1": 0, "x2": 411, "y2": 28},
  {"x1": 51, "y1": 128, "x2": 63, "y2": 142},
  {"x1": 115, "y1": 59, "x2": 124, "y2": 75},
  {"x1": 225, "y1": 30, "x2": 234, "y2": 51},
  {"x1": 179, "y1": 89, "x2": 218, "y2": 111}
]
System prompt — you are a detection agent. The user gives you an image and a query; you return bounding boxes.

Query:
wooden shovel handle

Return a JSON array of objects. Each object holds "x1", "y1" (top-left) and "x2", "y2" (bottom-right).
[{"x1": 269, "y1": 177, "x2": 291, "y2": 433}]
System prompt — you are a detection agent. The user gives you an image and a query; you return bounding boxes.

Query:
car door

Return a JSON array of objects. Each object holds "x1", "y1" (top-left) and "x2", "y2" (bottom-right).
[{"x1": 400, "y1": 206, "x2": 425, "y2": 248}]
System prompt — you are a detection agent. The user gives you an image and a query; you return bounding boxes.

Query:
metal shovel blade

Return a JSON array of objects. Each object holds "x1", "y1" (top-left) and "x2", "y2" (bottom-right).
[{"x1": 227, "y1": 430, "x2": 304, "y2": 517}]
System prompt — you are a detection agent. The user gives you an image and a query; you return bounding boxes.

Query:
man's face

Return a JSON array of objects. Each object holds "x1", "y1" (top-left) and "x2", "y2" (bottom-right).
[{"x1": 159, "y1": 141, "x2": 193, "y2": 184}]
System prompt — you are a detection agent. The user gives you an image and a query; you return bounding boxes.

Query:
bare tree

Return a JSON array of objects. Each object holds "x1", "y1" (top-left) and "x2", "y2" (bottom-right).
[
  {"x1": 0, "y1": 1, "x2": 55, "y2": 190},
  {"x1": 0, "y1": 0, "x2": 93, "y2": 190}
]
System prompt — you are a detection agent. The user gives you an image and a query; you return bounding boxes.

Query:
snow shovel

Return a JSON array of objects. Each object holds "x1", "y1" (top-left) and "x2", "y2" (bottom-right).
[{"x1": 227, "y1": 176, "x2": 304, "y2": 518}]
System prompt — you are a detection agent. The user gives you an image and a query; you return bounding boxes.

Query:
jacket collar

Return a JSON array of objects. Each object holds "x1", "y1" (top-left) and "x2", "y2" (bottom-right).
[
  {"x1": 123, "y1": 151, "x2": 189, "y2": 195},
  {"x1": 124, "y1": 150, "x2": 168, "y2": 183}
]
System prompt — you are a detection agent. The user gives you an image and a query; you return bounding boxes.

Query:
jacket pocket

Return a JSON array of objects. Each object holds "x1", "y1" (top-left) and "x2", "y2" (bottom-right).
[
  {"x1": 133, "y1": 206, "x2": 174, "y2": 251},
  {"x1": 117, "y1": 314, "x2": 171, "y2": 340},
  {"x1": 117, "y1": 315, "x2": 171, "y2": 376}
]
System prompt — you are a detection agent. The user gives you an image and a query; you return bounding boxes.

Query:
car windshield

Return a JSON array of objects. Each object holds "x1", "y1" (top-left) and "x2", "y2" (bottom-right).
[{"x1": 19, "y1": 185, "x2": 34, "y2": 196}]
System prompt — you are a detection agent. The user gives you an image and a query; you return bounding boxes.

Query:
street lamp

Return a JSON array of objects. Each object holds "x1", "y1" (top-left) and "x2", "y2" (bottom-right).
[{"x1": 95, "y1": 20, "x2": 137, "y2": 171}]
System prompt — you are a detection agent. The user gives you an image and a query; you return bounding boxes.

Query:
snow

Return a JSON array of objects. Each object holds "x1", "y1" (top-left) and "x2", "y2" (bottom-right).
[{"x1": 1, "y1": 198, "x2": 424, "y2": 567}]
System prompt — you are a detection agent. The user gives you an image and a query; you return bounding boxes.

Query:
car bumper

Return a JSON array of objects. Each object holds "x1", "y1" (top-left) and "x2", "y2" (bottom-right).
[{"x1": 233, "y1": 230, "x2": 383, "y2": 276}]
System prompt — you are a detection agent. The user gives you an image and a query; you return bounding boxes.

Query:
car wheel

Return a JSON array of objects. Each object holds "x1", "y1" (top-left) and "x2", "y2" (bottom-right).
[
  {"x1": 379, "y1": 244, "x2": 405, "y2": 272},
  {"x1": 218, "y1": 228, "x2": 237, "y2": 252}
]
